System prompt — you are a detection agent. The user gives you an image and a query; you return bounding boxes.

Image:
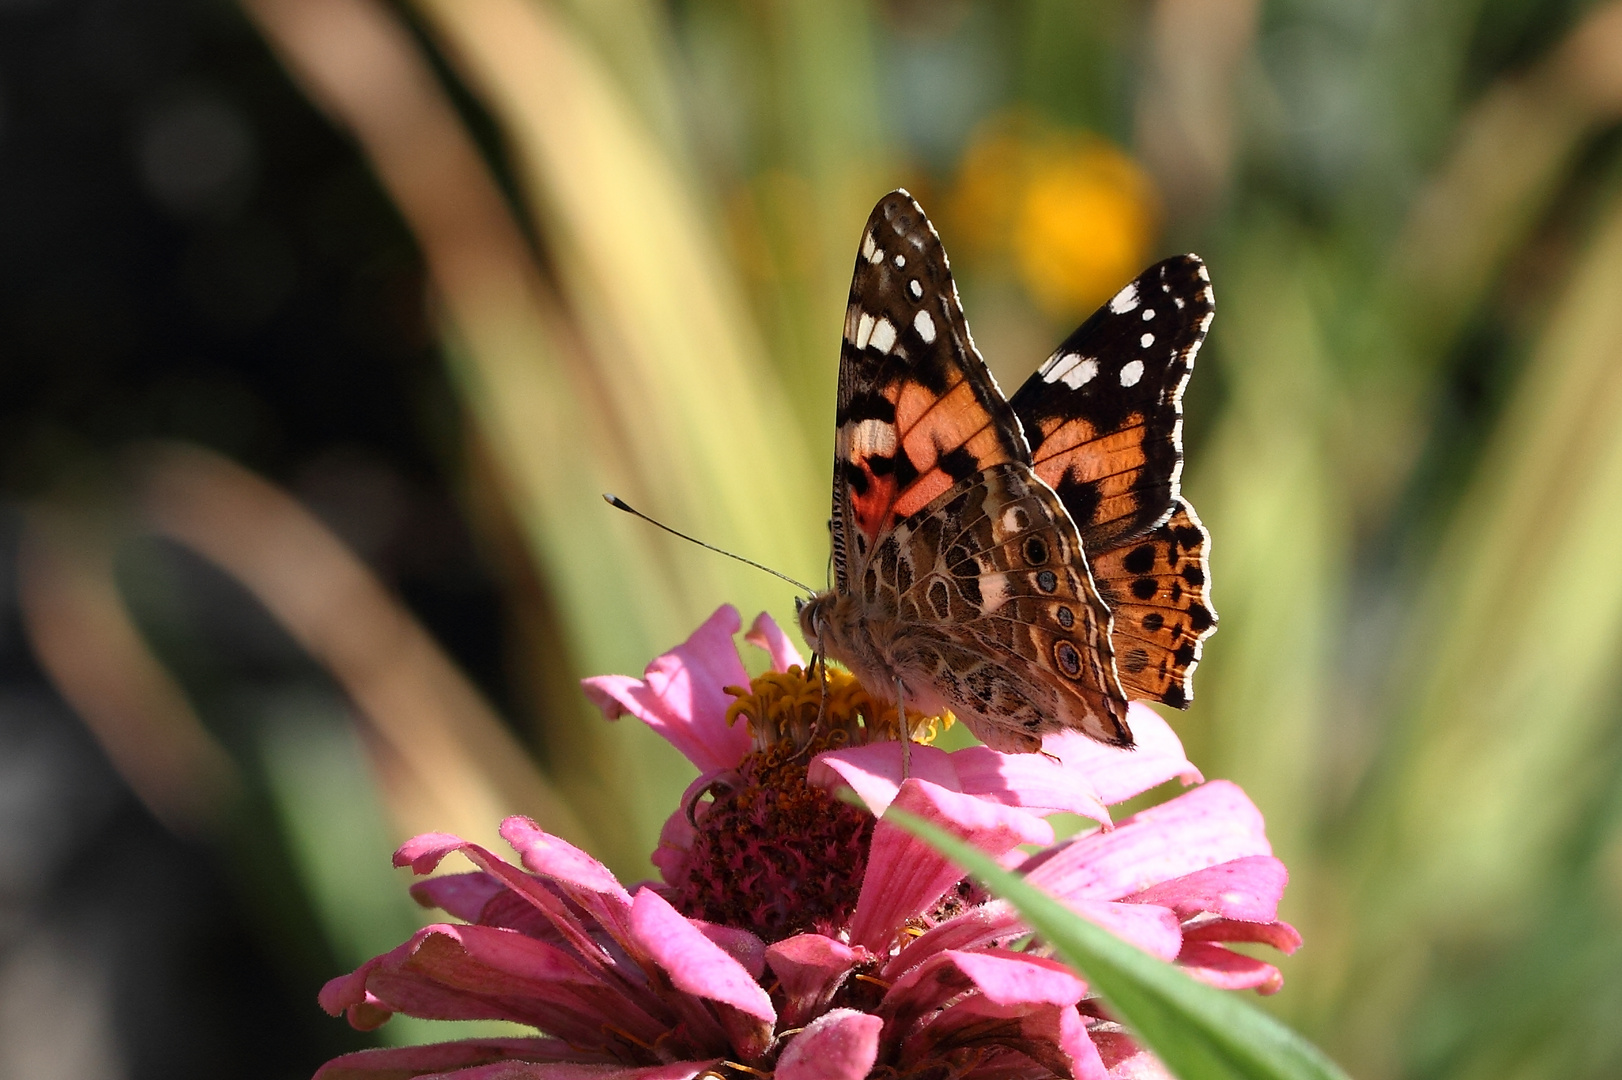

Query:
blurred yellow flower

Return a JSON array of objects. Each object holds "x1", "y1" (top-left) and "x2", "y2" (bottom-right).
[{"x1": 949, "y1": 115, "x2": 1159, "y2": 318}]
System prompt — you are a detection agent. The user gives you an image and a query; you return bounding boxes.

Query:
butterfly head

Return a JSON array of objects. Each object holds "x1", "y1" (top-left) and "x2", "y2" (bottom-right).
[{"x1": 795, "y1": 589, "x2": 834, "y2": 652}]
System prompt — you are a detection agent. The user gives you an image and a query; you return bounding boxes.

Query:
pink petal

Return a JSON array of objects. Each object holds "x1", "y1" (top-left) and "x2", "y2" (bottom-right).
[
  {"x1": 939, "y1": 950, "x2": 1088, "y2": 1007},
  {"x1": 904, "y1": 999, "x2": 1104, "y2": 1080},
  {"x1": 808, "y1": 742, "x2": 959, "y2": 815},
  {"x1": 501, "y1": 817, "x2": 627, "y2": 897},
  {"x1": 948, "y1": 745, "x2": 1111, "y2": 824},
  {"x1": 320, "y1": 924, "x2": 662, "y2": 1045},
  {"x1": 849, "y1": 779, "x2": 1052, "y2": 952},
  {"x1": 580, "y1": 606, "x2": 753, "y2": 773},
  {"x1": 1184, "y1": 918, "x2": 1302, "y2": 954},
  {"x1": 311, "y1": 1038, "x2": 590, "y2": 1079},
  {"x1": 1176, "y1": 941, "x2": 1285, "y2": 994},
  {"x1": 1024, "y1": 781, "x2": 1269, "y2": 902},
  {"x1": 766, "y1": 934, "x2": 860, "y2": 1027},
  {"x1": 652, "y1": 803, "x2": 697, "y2": 887},
  {"x1": 882, "y1": 900, "x2": 1024, "y2": 981},
  {"x1": 422, "y1": 1063, "x2": 725, "y2": 1080},
  {"x1": 628, "y1": 888, "x2": 776, "y2": 1024},
  {"x1": 1061, "y1": 899, "x2": 1183, "y2": 961},
  {"x1": 885, "y1": 949, "x2": 1085, "y2": 1019},
  {"x1": 390, "y1": 830, "x2": 628, "y2": 964},
  {"x1": 690, "y1": 920, "x2": 767, "y2": 980},
  {"x1": 409, "y1": 872, "x2": 507, "y2": 921},
  {"x1": 1125, "y1": 855, "x2": 1287, "y2": 922},
  {"x1": 745, "y1": 611, "x2": 804, "y2": 673},
  {"x1": 775, "y1": 1009, "x2": 883, "y2": 1080},
  {"x1": 1092, "y1": 1030, "x2": 1173, "y2": 1080},
  {"x1": 1045, "y1": 704, "x2": 1201, "y2": 806}
]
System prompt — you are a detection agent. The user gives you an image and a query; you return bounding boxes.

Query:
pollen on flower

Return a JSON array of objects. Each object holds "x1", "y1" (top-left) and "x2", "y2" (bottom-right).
[
  {"x1": 724, "y1": 663, "x2": 952, "y2": 754},
  {"x1": 673, "y1": 665, "x2": 950, "y2": 942}
]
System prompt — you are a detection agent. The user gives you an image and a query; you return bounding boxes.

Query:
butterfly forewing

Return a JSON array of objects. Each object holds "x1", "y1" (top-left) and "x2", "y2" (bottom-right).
[
  {"x1": 1008, "y1": 255, "x2": 1213, "y2": 553},
  {"x1": 831, "y1": 191, "x2": 1027, "y2": 592}
]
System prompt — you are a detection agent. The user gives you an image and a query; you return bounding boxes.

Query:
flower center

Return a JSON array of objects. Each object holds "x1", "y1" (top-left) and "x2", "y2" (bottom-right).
[
  {"x1": 724, "y1": 663, "x2": 951, "y2": 756},
  {"x1": 669, "y1": 665, "x2": 949, "y2": 942}
]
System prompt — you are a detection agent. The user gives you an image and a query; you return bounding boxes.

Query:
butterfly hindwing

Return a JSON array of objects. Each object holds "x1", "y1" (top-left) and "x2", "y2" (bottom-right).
[
  {"x1": 1089, "y1": 498, "x2": 1216, "y2": 707},
  {"x1": 831, "y1": 191, "x2": 1028, "y2": 592},
  {"x1": 1008, "y1": 255, "x2": 1213, "y2": 553},
  {"x1": 868, "y1": 463, "x2": 1129, "y2": 751}
]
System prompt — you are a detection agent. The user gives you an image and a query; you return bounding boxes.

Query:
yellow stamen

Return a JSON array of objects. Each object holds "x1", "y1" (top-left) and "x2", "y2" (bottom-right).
[{"x1": 725, "y1": 665, "x2": 952, "y2": 754}]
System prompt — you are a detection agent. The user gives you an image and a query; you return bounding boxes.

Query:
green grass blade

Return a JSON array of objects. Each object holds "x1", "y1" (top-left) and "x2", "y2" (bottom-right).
[{"x1": 886, "y1": 808, "x2": 1351, "y2": 1080}]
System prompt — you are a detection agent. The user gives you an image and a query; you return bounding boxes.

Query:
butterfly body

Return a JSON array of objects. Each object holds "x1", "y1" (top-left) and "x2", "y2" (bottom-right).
[{"x1": 799, "y1": 191, "x2": 1216, "y2": 753}]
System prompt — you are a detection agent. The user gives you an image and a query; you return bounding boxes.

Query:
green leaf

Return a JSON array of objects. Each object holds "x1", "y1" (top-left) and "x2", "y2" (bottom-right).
[{"x1": 884, "y1": 807, "x2": 1351, "y2": 1080}]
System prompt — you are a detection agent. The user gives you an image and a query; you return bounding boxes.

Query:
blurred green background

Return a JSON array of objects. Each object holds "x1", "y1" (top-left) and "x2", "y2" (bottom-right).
[{"x1": 4, "y1": 0, "x2": 1622, "y2": 1077}]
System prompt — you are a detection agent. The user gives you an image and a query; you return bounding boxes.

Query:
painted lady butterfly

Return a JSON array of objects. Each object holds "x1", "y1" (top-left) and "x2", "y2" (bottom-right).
[{"x1": 796, "y1": 190, "x2": 1217, "y2": 753}]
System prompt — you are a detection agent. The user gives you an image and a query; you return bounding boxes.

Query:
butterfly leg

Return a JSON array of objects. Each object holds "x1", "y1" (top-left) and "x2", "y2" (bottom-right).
[{"x1": 895, "y1": 676, "x2": 912, "y2": 779}]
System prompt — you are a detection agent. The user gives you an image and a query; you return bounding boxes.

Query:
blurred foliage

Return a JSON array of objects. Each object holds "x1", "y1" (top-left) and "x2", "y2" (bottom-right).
[{"x1": 10, "y1": 0, "x2": 1622, "y2": 1078}]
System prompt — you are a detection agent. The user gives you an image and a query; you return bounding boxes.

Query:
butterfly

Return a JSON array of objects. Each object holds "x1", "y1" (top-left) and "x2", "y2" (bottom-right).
[{"x1": 795, "y1": 190, "x2": 1216, "y2": 753}]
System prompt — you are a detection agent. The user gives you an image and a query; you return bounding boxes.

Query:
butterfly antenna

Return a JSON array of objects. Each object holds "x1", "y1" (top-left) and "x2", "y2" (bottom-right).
[{"x1": 603, "y1": 494, "x2": 816, "y2": 594}]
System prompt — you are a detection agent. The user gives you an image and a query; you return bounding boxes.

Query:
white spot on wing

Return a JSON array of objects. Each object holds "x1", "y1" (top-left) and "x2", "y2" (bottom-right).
[
  {"x1": 1140, "y1": 332, "x2": 1155, "y2": 348},
  {"x1": 869, "y1": 245, "x2": 885, "y2": 265},
  {"x1": 1120, "y1": 359, "x2": 1145, "y2": 387},
  {"x1": 1041, "y1": 352, "x2": 1081, "y2": 384},
  {"x1": 849, "y1": 418, "x2": 896, "y2": 456},
  {"x1": 1109, "y1": 282, "x2": 1139, "y2": 314},
  {"x1": 979, "y1": 572, "x2": 1012, "y2": 614},
  {"x1": 1142, "y1": 308, "x2": 1155, "y2": 321},
  {"x1": 894, "y1": 254, "x2": 906, "y2": 268},
  {"x1": 861, "y1": 231, "x2": 876, "y2": 262},
  {"x1": 908, "y1": 279, "x2": 923, "y2": 299},
  {"x1": 856, "y1": 311, "x2": 875, "y2": 350},
  {"x1": 1064, "y1": 357, "x2": 1099, "y2": 389},
  {"x1": 869, "y1": 316, "x2": 898, "y2": 354},
  {"x1": 914, "y1": 309, "x2": 936, "y2": 343}
]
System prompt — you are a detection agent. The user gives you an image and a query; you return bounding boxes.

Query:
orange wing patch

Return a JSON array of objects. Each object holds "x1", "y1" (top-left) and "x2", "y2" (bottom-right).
[
  {"x1": 831, "y1": 191, "x2": 1029, "y2": 583},
  {"x1": 1089, "y1": 499, "x2": 1215, "y2": 708},
  {"x1": 1029, "y1": 415, "x2": 1152, "y2": 540}
]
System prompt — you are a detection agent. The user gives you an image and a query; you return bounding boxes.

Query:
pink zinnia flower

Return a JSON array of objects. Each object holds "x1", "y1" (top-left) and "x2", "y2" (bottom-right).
[{"x1": 315, "y1": 606, "x2": 1298, "y2": 1080}]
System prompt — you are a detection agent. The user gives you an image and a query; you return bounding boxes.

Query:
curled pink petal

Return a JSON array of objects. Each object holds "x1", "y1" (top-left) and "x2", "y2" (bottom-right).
[
  {"x1": 1024, "y1": 780, "x2": 1268, "y2": 902},
  {"x1": 628, "y1": 888, "x2": 776, "y2": 1024},
  {"x1": 395, "y1": 831, "x2": 471, "y2": 873},
  {"x1": 501, "y1": 817, "x2": 628, "y2": 900},
  {"x1": 745, "y1": 611, "x2": 804, "y2": 673},
  {"x1": 904, "y1": 998, "x2": 1101, "y2": 1080},
  {"x1": 849, "y1": 779, "x2": 1052, "y2": 951},
  {"x1": 808, "y1": 742, "x2": 959, "y2": 815},
  {"x1": 652, "y1": 803, "x2": 697, "y2": 887},
  {"x1": 1125, "y1": 855, "x2": 1287, "y2": 922},
  {"x1": 1176, "y1": 941, "x2": 1285, "y2": 994},
  {"x1": 948, "y1": 745, "x2": 1111, "y2": 824},
  {"x1": 1061, "y1": 899, "x2": 1183, "y2": 962},
  {"x1": 766, "y1": 934, "x2": 860, "y2": 1027},
  {"x1": 408, "y1": 872, "x2": 506, "y2": 921},
  {"x1": 1184, "y1": 918, "x2": 1302, "y2": 954},
  {"x1": 934, "y1": 950, "x2": 1086, "y2": 1007},
  {"x1": 691, "y1": 920, "x2": 767, "y2": 979},
  {"x1": 580, "y1": 605, "x2": 753, "y2": 773},
  {"x1": 1046, "y1": 703, "x2": 1202, "y2": 805},
  {"x1": 1092, "y1": 1030, "x2": 1173, "y2": 1080},
  {"x1": 312, "y1": 1037, "x2": 595, "y2": 1079},
  {"x1": 427, "y1": 1063, "x2": 725, "y2": 1080},
  {"x1": 775, "y1": 1009, "x2": 883, "y2": 1080},
  {"x1": 882, "y1": 900, "x2": 1024, "y2": 981}
]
